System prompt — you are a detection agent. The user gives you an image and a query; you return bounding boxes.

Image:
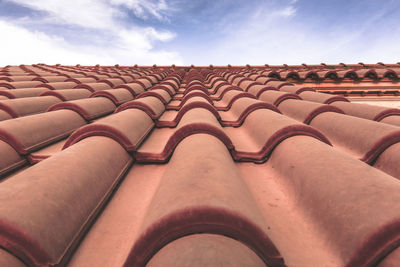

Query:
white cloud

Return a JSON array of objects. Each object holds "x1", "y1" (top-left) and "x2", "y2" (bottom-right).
[
  {"x1": 279, "y1": 6, "x2": 296, "y2": 17},
  {"x1": 0, "y1": 0, "x2": 182, "y2": 65},
  {"x1": 110, "y1": 0, "x2": 173, "y2": 21},
  {"x1": 6, "y1": 0, "x2": 119, "y2": 29}
]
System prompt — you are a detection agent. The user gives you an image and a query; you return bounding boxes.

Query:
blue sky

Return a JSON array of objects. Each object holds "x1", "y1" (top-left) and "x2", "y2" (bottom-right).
[{"x1": 0, "y1": 0, "x2": 399, "y2": 65}]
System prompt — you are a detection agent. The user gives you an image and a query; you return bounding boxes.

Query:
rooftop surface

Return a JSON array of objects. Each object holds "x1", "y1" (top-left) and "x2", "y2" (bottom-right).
[{"x1": 0, "y1": 63, "x2": 400, "y2": 266}]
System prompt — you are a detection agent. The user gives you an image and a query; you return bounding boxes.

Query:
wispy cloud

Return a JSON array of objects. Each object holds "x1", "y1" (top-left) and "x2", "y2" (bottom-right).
[
  {"x1": 110, "y1": 0, "x2": 175, "y2": 21},
  {"x1": 0, "y1": 0, "x2": 182, "y2": 65}
]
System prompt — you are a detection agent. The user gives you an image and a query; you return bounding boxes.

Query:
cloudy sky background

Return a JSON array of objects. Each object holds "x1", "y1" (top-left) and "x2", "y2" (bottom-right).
[{"x1": 0, "y1": 0, "x2": 399, "y2": 65}]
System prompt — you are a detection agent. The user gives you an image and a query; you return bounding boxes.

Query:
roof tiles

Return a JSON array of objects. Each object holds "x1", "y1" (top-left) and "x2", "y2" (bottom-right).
[{"x1": 0, "y1": 63, "x2": 400, "y2": 266}]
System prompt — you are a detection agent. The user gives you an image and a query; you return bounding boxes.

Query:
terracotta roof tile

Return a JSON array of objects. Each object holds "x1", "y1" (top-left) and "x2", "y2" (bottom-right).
[
  {"x1": 90, "y1": 89, "x2": 134, "y2": 105},
  {"x1": 48, "y1": 97, "x2": 116, "y2": 121},
  {"x1": 146, "y1": 234, "x2": 268, "y2": 266},
  {"x1": 298, "y1": 91, "x2": 349, "y2": 104},
  {"x1": 0, "y1": 136, "x2": 132, "y2": 266},
  {"x1": 40, "y1": 88, "x2": 92, "y2": 101},
  {"x1": 73, "y1": 82, "x2": 112, "y2": 92},
  {"x1": 64, "y1": 109, "x2": 153, "y2": 152},
  {"x1": 117, "y1": 96, "x2": 166, "y2": 119},
  {"x1": 0, "y1": 109, "x2": 85, "y2": 155},
  {"x1": 0, "y1": 96, "x2": 61, "y2": 118},
  {"x1": 0, "y1": 87, "x2": 50, "y2": 99},
  {"x1": 331, "y1": 101, "x2": 400, "y2": 122},
  {"x1": 0, "y1": 81, "x2": 43, "y2": 89}
]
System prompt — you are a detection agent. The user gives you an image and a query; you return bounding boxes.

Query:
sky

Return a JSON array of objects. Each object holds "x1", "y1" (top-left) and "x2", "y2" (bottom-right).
[{"x1": 0, "y1": 0, "x2": 399, "y2": 66}]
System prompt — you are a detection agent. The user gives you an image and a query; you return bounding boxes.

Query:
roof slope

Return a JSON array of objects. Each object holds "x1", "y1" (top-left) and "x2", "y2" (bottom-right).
[{"x1": 0, "y1": 64, "x2": 400, "y2": 267}]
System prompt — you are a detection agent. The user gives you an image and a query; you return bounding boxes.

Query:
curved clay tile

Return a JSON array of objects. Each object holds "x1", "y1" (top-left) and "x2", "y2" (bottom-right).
[
  {"x1": 356, "y1": 69, "x2": 378, "y2": 80},
  {"x1": 115, "y1": 82, "x2": 146, "y2": 96},
  {"x1": 127, "y1": 134, "x2": 283, "y2": 266},
  {"x1": 298, "y1": 70, "x2": 316, "y2": 80},
  {"x1": 48, "y1": 97, "x2": 116, "y2": 121},
  {"x1": 65, "y1": 77, "x2": 97, "y2": 84},
  {"x1": 337, "y1": 70, "x2": 358, "y2": 80},
  {"x1": 28, "y1": 139, "x2": 67, "y2": 164},
  {"x1": 318, "y1": 70, "x2": 339, "y2": 80},
  {"x1": 0, "y1": 77, "x2": 13, "y2": 82},
  {"x1": 182, "y1": 84, "x2": 209, "y2": 96},
  {"x1": 168, "y1": 93, "x2": 213, "y2": 110},
  {"x1": 0, "y1": 248, "x2": 27, "y2": 267},
  {"x1": 372, "y1": 139, "x2": 400, "y2": 180},
  {"x1": 226, "y1": 73, "x2": 242, "y2": 84},
  {"x1": 379, "y1": 115, "x2": 400, "y2": 127},
  {"x1": 138, "y1": 77, "x2": 155, "y2": 87},
  {"x1": 0, "y1": 110, "x2": 86, "y2": 155},
  {"x1": 232, "y1": 76, "x2": 249, "y2": 87},
  {"x1": 213, "y1": 90, "x2": 256, "y2": 111},
  {"x1": 145, "y1": 75, "x2": 159, "y2": 84},
  {"x1": 230, "y1": 75, "x2": 247, "y2": 86},
  {"x1": 210, "y1": 85, "x2": 243, "y2": 101},
  {"x1": 0, "y1": 87, "x2": 49, "y2": 99},
  {"x1": 267, "y1": 135, "x2": 400, "y2": 266},
  {"x1": 127, "y1": 72, "x2": 142, "y2": 79},
  {"x1": 136, "y1": 109, "x2": 233, "y2": 162},
  {"x1": 0, "y1": 141, "x2": 26, "y2": 177},
  {"x1": 298, "y1": 91, "x2": 349, "y2": 104},
  {"x1": 137, "y1": 89, "x2": 171, "y2": 104},
  {"x1": 209, "y1": 80, "x2": 230, "y2": 94},
  {"x1": 116, "y1": 97, "x2": 165, "y2": 119},
  {"x1": 220, "y1": 98, "x2": 280, "y2": 127},
  {"x1": 280, "y1": 71, "x2": 300, "y2": 80},
  {"x1": 98, "y1": 78, "x2": 125, "y2": 88},
  {"x1": 187, "y1": 80, "x2": 204, "y2": 88},
  {"x1": 64, "y1": 73, "x2": 85, "y2": 79},
  {"x1": 73, "y1": 82, "x2": 112, "y2": 92},
  {"x1": 151, "y1": 84, "x2": 176, "y2": 96},
  {"x1": 266, "y1": 81, "x2": 293, "y2": 89},
  {"x1": 279, "y1": 85, "x2": 314, "y2": 94},
  {"x1": 254, "y1": 76, "x2": 278, "y2": 85},
  {"x1": 0, "y1": 96, "x2": 61, "y2": 118},
  {"x1": 247, "y1": 85, "x2": 277, "y2": 98},
  {"x1": 38, "y1": 82, "x2": 79, "y2": 90},
  {"x1": 64, "y1": 109, "x2": 153, "y2": 151},
  {"x1": 238, "y1": 79, "x2": 262, "y2": 92},
  {"x1": 157, "y1": 98, "x2": 219, "y2": 128},
  {"x1": 266, "y1": 70, "x2": 282, "y2": 80},
  {"x1": 160, "y1": 80, "x2": 179, "y2": 92},
  {"x1": 0, "y1": 110, "x2": 12, "y2": 122},
  {"x1": 147, "y1": 234, "x2": 267, "y2": 267},
  {"x1": 0, "y1": 81, "x2": 43, "y2": 89},
  {"x1": 258, "y1": 90, "x2": 301, "y2": 106},
  {"x1": 117, "y1": 75, "x2": 134, "y2": 83},
  {"x1": 0, "y1": 136, "x2": 132, "y2": 267},
  {"x1": 309, "y1": 112, "x2": 400, "y2": 166},
  {"x1": 330, "y1": 101, "x2": 400, "y2": 121},
  {"x1": 378, "y1": 69, "x2": 399, "y2": 79},
  {"x1": 90, "y1": 89, "x2": 134, "y2": 106},
  {"x1": 228, "y1": 109, "x2": 330, "y2": 162},
  {"x1": 207, "y1": 77, "x2": 225, "y2": 88},
  {"x1": 278, "y1": 99, "x2": 345, "y2": 125},
  {"x1": 33, "y1": 76, "x2": 68, "y2": 83},
  {"x1": 40, "y1": 89, "x2": 92, "y2": 101},
  {"x1": 149, "y1": 73, "x2": 163, "y2": 82},
  {"x1": 0, "y1": 75, "x2": 36, "y2": 82},
  {"x1": 90, "y1": 74, "x2": 112, "y2": 80}
]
